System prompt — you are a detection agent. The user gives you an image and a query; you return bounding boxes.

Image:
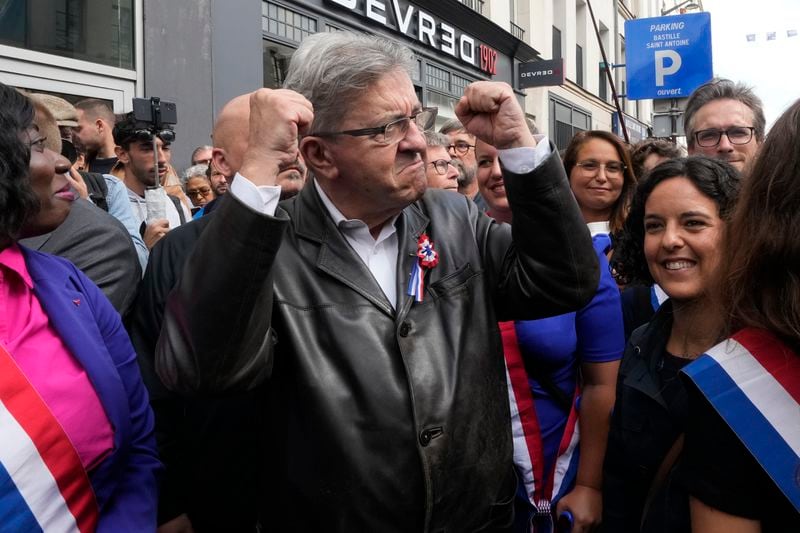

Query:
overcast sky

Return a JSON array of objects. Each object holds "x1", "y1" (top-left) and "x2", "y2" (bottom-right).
[{"x1": 702, "y1": 0, "x2": 800, "y2": 128}]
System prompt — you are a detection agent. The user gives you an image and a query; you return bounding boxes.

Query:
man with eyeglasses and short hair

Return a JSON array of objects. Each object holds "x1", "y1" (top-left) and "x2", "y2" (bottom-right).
[
  {"x1": 113, "y1": 113, "x2": 191, "y2": 250},
  {"x1": 155, "y1": 31, "x2": 598, "y2": 532},
  {"x1": 439, "y1": 118, "x2": 488, "y2": 209},
  {"x1": 684, "y1": 78, "x2": 766, "y2": 173},
  {"x1": 423, "y1": 131, "x2": 460, "y2": 191}
]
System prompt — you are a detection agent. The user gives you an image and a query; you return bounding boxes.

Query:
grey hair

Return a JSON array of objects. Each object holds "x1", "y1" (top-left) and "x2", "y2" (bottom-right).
[
  {"x1": 424, "y1": 131, "x2": 450, "y2": 148},
  {"x1": 190, "y1": 145, "x2": 213, "y2": 162},
  {"x1": 182, "y1": 163, "x2": 210, "y2": 186},
  {"x1": 283, "y1": 32, "x2": 415, "y2": 134},
  {"x1": 684, "y1": 78, "x2": 766, "y2": 148},
  {"x1": 439, "y1": 118, "x2": 466, "y2": 135}
]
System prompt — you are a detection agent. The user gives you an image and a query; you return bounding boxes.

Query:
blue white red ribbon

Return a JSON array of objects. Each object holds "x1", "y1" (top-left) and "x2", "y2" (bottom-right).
[
  {"x1": 0, "y1": 344, "x2": 99, "y2": 532},
  {"x1": 502, "y1": 321, "x2": 581, "y2": 523},
  {"x1": 407, "y1": 233, "x2": 438, "y2": 302},
  {"x1": 683, "y1": 328, "x2": 800, "y2": 512}
]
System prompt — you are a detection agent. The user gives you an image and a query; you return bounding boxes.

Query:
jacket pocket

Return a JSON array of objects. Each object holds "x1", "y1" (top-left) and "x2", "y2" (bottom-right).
[
  {"x1": 484, "y1": 466, "x2": 517, "y2": 530},
  {"x1": 428, "y1": 263, "x2": 478, "y2": 298}
]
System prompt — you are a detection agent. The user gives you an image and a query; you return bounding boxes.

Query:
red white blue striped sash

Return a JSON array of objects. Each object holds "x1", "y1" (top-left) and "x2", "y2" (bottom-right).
[
  {"x1": 0, "y1": 344, "x2": 99, "y2": 532},
  {"x1": 682, "y1": 328, "x2": 800, "y2": 512},
  {"x1": 502, "y1": 322, "x2": 581, "y2": 516}
]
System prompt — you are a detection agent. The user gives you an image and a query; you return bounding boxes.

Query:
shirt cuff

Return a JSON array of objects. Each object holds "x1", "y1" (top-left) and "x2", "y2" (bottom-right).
[
  {"x1": 498, "y1": 134, "x2": 552, "y2": 174},
  {"x1": 229, "y1": 172, "x2": 282, "y2": 215}
]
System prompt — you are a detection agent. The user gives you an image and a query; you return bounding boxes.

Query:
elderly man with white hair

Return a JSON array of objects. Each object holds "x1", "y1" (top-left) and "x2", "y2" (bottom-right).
[{"x1": 156, "y1": 31, "x2": 598, "y2": 532}]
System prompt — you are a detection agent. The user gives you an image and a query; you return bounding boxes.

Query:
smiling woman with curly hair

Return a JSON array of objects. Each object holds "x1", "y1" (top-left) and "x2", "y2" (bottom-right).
[
  {"x1": 603, "y1": 156, "x2": 741, "y2": 533},
  {"x1": 0, "y1": 82, "x2": 159, "y2": 531}
]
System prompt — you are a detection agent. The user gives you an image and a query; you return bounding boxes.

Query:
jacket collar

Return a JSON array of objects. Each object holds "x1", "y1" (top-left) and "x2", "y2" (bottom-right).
[
  {"x1": 624, "y1": 299, "x2": 674, "y2": 408},
  {"x1": 289, "y1": 180, "x2": 430, "y2": 319}
]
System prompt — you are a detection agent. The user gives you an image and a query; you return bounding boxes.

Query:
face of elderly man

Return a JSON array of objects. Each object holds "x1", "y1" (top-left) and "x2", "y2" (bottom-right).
[{"x1": 313, "y1": 68, "x2": 428, "y2": 222}]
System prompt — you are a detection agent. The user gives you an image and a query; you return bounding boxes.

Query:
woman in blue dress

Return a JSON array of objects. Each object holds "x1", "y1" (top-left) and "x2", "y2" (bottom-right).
[{"x1": 476, "y1": 132, "x2": 627, "y2": 533}]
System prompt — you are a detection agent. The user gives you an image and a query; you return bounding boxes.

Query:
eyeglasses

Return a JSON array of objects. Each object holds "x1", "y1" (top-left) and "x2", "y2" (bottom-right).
[
  {"x1": 694, "y1": 127, "x2": 755, "y2": 147},
  {"x1": 312, "y1": 107, "x2": 437, "y2": 145},
  {"x1": 575, "y1": 160, "x2": 626, "y2": 175},
  {"x1": 427, "y1": 159, "x2": 458, "y2": 175},
  {"x1": 130, "y1": 128, "x2": 176, "y2": 144},
  {"x1": 186, "y1": 186, "x2": 213, "y2": 198},
  {"x1": 447, "y1": 141, "x2": 475, "y2": 155}
]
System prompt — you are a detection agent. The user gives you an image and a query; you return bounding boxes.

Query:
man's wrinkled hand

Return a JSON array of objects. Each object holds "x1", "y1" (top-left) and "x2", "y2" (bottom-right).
[
  {"x1": 239, "y1": 88, "x2": 314, "y2": 187},
  {"x1": 455, "y1": 81, "x2": 536, "y2": 150}
]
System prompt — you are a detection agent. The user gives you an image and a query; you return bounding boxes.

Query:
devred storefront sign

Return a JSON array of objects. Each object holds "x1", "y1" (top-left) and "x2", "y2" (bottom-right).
[{"x1": 327, "y1": 0, "x2": 499, "y2": 76}]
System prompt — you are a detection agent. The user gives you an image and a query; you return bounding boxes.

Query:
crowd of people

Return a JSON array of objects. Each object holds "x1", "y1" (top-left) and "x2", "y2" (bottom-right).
[{"x1": 0, "y1": 30, "x2": 798, "y2": 533}]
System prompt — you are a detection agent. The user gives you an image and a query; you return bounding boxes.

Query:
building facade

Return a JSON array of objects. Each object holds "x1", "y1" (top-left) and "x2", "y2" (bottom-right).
[
  {"x1": 489, "y1": 0, "x2": 661, "y2": 148},
  {"x1": 1, "y1": 0, "x2": 672, "y2": 167}
]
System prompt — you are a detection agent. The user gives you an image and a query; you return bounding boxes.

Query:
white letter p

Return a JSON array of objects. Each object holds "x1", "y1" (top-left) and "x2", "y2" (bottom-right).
[{"x1": 655, "y1": 50, "x2": 682, "y2": 86}]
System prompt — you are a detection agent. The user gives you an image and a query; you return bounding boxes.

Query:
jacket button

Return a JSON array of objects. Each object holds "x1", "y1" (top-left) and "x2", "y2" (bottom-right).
[
  {"x1": 419, "y1": 429, "x2": 432, "y2": 446},
  {"x1": 399, "y1": 322, "x2": 411, "y2": 337},
  {"x1": 419, "y1": 426, "x2": 442, "y2": 447}
]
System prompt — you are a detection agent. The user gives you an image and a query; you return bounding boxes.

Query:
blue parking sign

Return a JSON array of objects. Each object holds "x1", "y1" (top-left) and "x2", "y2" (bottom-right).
[{"x1": 625, "y1": 12, "x2": 713, "y2": 100}]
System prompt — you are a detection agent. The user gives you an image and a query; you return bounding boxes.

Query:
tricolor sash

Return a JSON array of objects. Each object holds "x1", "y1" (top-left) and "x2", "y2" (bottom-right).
[
  {"x1": 0, "y1": 344, "x2": 99, "y2": 532},
  {"x1": 682, "y1": 328, "x2": 800, "y2": 513},
  {"x1": 503, "y1": 322, "x2": 581, "y2": 532}
]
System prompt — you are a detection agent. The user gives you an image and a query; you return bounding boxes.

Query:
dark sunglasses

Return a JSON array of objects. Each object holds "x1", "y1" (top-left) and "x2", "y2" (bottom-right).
[{"x1": 130, "y1": 129, "x2": 176, "y2": 144}]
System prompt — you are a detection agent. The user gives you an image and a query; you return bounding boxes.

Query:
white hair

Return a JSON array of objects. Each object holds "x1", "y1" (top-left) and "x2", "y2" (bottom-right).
[{"x1": 283, "y1": 31, "x2": 415, "y2": 134}]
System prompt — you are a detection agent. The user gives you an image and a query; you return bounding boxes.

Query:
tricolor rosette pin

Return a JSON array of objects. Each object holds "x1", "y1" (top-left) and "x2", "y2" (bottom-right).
[{"x1": 407, "y1": 233, "x2": 438, "y2": 302}]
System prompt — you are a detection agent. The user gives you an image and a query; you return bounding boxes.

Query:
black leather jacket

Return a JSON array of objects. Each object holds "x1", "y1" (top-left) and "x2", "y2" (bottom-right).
[
  {"x1": 602, "y1": 300, "x2": 691, "y2": 532},
  {"x1": 156, "y1": 147, "x2": 599, "y2": 532}
]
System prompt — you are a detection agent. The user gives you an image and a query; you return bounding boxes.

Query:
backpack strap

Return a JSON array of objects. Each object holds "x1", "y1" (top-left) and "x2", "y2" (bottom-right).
[
  {"x1": 80, "y1": 172, "x2": 109, "y2": 212},
  {"x1": 167, "y1": 194, "x2": 186, "y2": 224},
  {"x1": 641, "y1": 434, "x2": 684, "y2": 529}
]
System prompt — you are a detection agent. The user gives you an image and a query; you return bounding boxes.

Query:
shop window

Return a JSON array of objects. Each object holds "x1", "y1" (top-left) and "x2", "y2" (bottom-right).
[
  {"x1": 425, "y1": 63, "x2": 472, "y2": 98},
  {"x1": 263, "y1": 40, "x2": 295, "y2": 89},
  {"x1": 549, "y1": 96, "x2": 591, "y2": 150},
  {"x1": 0, "y1": 0, "x2": 134, "y2": 70},
  {"x1": 599, "y1": 64, "x2": 608, "y2": 101},
  {"x1": 426, "y1": 90, "x2": 460, "y2": 130},
  {"x1": 425, "y1": 63, "x2": 450, "y2": 93},
  {"x1": 263, "y1": 1, "x2": 316, "y2": 44},
  {"x1": 452, "y1": 73, "x2": 470, "y2": 95},
  {"x1": 552, "y1": 26, "x2": 562, "y2": 59}
]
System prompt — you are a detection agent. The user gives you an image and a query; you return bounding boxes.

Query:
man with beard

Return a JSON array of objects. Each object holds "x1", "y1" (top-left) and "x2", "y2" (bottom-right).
[
  {"x1": 73, "y1": 98, "x2": 119, "y2": 174},
  {"x1": 684, "y1": 78, "x2": 765, "y2": 174},
  {"x1": 113, "y1": 114, "x2": 191, "y2": 250}
]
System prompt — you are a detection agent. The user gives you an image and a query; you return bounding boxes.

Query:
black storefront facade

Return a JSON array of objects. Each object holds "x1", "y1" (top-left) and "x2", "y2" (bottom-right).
[
  {"x1": 139, "y1": 0, "x2": 536, "y2": 167},
  {"x1": 260, "y1": 0, "x2": 538, "y2": 127}
]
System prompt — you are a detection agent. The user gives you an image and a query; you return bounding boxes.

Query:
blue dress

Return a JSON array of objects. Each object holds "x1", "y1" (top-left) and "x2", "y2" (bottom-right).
[{"x1": 508, "y1": 237, "x2": 624, "y2": 527}]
